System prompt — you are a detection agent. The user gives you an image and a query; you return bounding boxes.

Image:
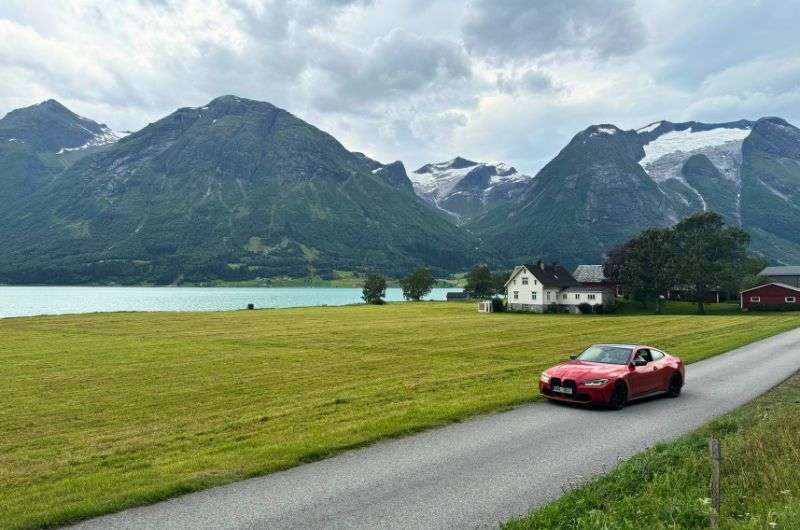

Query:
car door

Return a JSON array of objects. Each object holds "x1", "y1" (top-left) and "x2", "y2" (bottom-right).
[
  {"x1": 649, "y1": 349, "x2": 671, "y2": 390},
  {"x1": 629, "y1": 348, "x2": 662, "y2": 395}
]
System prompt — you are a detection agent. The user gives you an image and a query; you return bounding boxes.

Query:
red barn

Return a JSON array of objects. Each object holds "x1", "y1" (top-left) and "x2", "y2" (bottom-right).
[{"x1": 740, "y1": 283, "x2": 800, "y2": 310}]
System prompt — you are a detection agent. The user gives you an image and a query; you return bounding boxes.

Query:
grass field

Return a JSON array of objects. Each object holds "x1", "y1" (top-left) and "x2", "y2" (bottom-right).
[
  {"x1": 1, "y1": 301, "x2": 799, "y2": 529},
  {"x1": 504, "y1": 370, "x2": 800, "y2": 530}
]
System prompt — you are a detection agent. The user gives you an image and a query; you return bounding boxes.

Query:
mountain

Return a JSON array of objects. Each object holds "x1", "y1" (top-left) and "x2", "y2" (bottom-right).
[
  {"x1": 0, "y1": 96, "x2": 481, "y2": 284},
  {"x1": 410, "y1": 157, "x2": 532, "y2": 221},
  {"x1": 2, "y1": 97, "x2": 797, "y2": 284},
  {"x1": 0, "y1": 99, "x2": 120, "y2": 153},
  {"x1": 0, "y1": 99, "x2": 122, "y2": 206},
  {"x1": 469, "y1": 118, "x2": 800, "y2": 266},
  {"x1": 738, "y1": 118, "x2": 800, "y2": 262}
]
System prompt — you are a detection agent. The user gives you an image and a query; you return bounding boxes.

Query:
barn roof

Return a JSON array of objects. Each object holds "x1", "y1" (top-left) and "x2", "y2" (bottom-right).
[
  {"x1": 760, "y1": 266, "x2": 800, "y2": 276},
  {"x1": 740, "y1": 282, "x2": 800, "y2": 294}
]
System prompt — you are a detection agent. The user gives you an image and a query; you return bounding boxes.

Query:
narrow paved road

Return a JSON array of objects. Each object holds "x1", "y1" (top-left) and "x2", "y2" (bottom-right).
[{"x1": 71, "y1": 328, "x2": 800, "y2": 530}]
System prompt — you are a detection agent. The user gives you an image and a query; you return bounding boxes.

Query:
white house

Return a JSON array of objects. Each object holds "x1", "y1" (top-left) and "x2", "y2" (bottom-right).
[{"x1": 505, "y1": 261, "x2": 615, "y2": 313}]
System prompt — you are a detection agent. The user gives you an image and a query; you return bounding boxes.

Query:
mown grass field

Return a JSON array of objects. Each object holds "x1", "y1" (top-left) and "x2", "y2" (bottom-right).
[
  {"x1": 504, "y1": 370, "x2": 800, "y2": 530},
  {"x1": 1, "y1": 301, "x2": 799, "y2": 529}
]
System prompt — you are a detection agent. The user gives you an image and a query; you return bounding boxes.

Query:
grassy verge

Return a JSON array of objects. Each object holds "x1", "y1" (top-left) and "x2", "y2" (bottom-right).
[
  {"x1": 504, "y1": 371, "x2": 800, "y2": 530},
  {"x1": 1, "y1": 302, "x2": 799, "y2": 528}
]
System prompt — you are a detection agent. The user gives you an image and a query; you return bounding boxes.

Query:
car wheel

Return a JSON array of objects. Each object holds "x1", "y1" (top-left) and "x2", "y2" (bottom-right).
[
  {"x1": 667, "y1": 373, "x2": 683, "y2": 398},
  {"x1": 609, "y1": 382, "x2": 628, "y2": 410}
]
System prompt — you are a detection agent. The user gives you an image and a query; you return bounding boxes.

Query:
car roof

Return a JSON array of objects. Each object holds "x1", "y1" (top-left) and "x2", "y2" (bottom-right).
[{"x1": 591, "y1": 343, "x2": 661, "y2": 350}]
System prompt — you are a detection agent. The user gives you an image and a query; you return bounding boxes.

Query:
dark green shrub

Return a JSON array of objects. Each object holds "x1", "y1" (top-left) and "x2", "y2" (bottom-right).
[
  {"x1": 491, "y1": 297, "x2": 506, "y2": 312},
  {"x1": 362, "y1": 273, "x2": 387, "y2": 305},
  {"x1": 545, "y1": 303, "x2": 559, "y2": 314},
  {"x1": 578, "y1": 303, "x2": 593, "y2": 314},
  {"x1": 593, "y1": 304, "x2": 605, "y2": 314}
]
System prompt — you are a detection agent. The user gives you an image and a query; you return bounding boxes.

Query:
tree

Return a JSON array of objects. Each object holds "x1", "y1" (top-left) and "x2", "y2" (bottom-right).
[
  {"x1": 730, "y1": 255, "x2": 769, "y2": 295},
  {"x1": 362, "y1": 273, "x2": 387, "y2": 305},
  {"x1": 672, "y1": 211, "x2": 750, "y2": 314},
  {"x1": 491, "y1": 270, "x2": 511, "y2": 295},
  {"x1": 604, "y1": 228, "x2": 677, "y2": 313},
  {"x1": 464, "y1": 264, "x2": 494, "y2": 299},
  {"x1": 400, "y1": 267, "x2": 434, "y2": 301}
]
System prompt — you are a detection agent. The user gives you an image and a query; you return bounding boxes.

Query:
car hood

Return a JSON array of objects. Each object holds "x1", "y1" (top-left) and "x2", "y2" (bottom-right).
[{"x1": 545, "y1": 360, "x2": 627, "y2": 380}]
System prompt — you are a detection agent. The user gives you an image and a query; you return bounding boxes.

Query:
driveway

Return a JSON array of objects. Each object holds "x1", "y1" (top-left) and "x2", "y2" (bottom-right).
[{"x1": 69, "y1": 327, "x2": 800, "y2": 529}]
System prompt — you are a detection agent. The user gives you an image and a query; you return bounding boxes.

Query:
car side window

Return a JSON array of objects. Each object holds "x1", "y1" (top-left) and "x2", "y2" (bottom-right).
[
  {"x1": 651, "y1": 349, "x2": 665, "y2": 360},
  {"x1": 636, "y1": 349, "x2": 653, "y2": 362}
]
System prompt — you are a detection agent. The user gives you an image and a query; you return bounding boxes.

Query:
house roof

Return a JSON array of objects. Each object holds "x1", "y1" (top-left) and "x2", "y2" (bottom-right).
[
  {"x1": 740, "y1": 282, "x2": 800, "y2": 294},
  {"x1": 524, "y1": 261, "x2": 580, "y2": 288},
  {"x1": 760, "y1": 266, "x2": 800, "y2": 276},
  {"x1": 503, "y1": 265, "x2": 526, "y2": 288},
  {"x1": 504, "y1": 262, "x2": 580, "y2": 288},
  {"x1": 572, "y1": 264, "x2": 607, "y2": 283}
]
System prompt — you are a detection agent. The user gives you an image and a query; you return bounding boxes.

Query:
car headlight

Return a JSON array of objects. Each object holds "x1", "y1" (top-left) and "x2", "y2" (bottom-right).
[
  {"x1": 582, "y1": 378, "x2": 609, "y2": 386},
  {"x1": 540, "y1": 373, "x2": 551, "y2": 383}
]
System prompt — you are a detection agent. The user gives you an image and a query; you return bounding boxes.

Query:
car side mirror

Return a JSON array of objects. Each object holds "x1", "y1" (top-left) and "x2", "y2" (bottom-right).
[{"x1": 569, "y1": 354, "x2": 578, "y2": 360}]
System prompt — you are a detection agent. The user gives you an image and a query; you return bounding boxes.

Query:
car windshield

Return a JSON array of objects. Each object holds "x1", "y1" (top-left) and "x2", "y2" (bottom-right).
[{"x1": 576, "y1": 345, "x2": 633, "y2": 365}]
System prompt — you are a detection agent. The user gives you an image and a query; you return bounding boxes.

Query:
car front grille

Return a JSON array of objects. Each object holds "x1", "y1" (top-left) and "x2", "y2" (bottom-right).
[{"x1": 543, "y1": 378, "x2": 592, "y2": 402}]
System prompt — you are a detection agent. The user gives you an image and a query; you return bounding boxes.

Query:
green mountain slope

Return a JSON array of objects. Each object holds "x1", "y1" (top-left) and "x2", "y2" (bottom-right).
[
  {"x1": 0, "y1": 99, "x2": 118, "y2": 207},
  {"x1": 739, "y1": 118, "x2": 800, "y2": 263},
  {"x1": 469, "y1": 118, "x2": 800, "y2": 267},
  {"x1": 467, "y1": 125, "x2": 672, "y2": 266},
  {"x1": 0, "y1": 96, "x2": 480, "y2": 284}
]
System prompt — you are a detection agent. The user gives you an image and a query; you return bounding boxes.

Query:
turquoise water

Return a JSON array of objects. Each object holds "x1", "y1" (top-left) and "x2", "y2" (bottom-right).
[{"x1": 0, "y1": 286, "x2": 461, "y2": 318}]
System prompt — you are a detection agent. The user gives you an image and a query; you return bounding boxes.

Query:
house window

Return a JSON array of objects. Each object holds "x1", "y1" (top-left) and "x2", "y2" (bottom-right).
[
  {"x1": 787, "y1": 297, "x2": 797, "y2": 303},
  {"x1": 532, "y1": 292, "x2": 537, "y2": 301},
  {"x1": 750, "y1": 296, "x2": 761, "y2": 303},
  {"x1": 522, "y1": 277, "x2": 529, "y2": 285},
  {"x1": 546, "y1": 292, "x2": 551, "y2": 301},
  {"x1": 588, "y1": 294, "x2": 596, "y2": 300},
  {"x1": 574, "y1": 293, "x2": 580, "y2": 300},
  {"x1": 512, "y1": 279, "x2": 516, "y2": 285},
  {"x1": 533, "y1": 279, "x2": 537, "y2": 285},
  {"x1": 562, "y1": 293, "x2": 568, "y2": 300},
  {"x1": 513, "y1": 291, "x2": 519, "y2": 300}
]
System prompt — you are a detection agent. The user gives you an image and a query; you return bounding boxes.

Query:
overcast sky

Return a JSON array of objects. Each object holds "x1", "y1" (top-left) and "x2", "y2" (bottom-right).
[{"x1": 2, "y1": 0, "x2": 799, "y2": 174}]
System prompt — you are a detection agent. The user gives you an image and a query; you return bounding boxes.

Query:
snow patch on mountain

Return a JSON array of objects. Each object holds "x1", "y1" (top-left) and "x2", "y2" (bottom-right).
[
  {"x1": 57, "y1": 126, "x2": 125, "y2": 154},
  {"x1": 758, "y1": 177, "x2": 791, "y2": 201},
  {"x1": 410, "y1": 160, "x2": 477, "y2": 198},
  {"x1": 596, "y1": 126, "x2": 618, "y2": 135},
  {"x1": 637, "y1": 123, "x2": 753, "y2": 219},
  {"x1": 411, "y1": 157, "x2": 533, "y2": 220},
  {"x1": 640, "y1": 126, "x2": 751, "y2": 167}
]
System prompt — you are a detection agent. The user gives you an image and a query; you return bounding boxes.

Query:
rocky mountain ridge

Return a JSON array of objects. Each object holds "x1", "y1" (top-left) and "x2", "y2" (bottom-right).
[
  {"x1": 1, "y1": 95, "x2": 798, "y2": 284},
  {"x1": 0, "y1": 96, "x2": 480, "y2": 284},
  {"x1": 410, "y1": 156, "x2": 532, "y2": 221},
  {"x1": 468, "y1": 117, "x2": 800, "y2": 266}
]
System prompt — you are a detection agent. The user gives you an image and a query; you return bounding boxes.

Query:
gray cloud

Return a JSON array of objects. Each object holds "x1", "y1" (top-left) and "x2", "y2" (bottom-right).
[
  {"x1": 496, "y1": 69, "x2": 560, "y2": 95},
  {"x1": 462, "y1": 0, "x2": 646, "y2": 61},
  {"x1": 2, "y1": 0, "x2": 800, "y2": 176},
  {"x1": 308, "y1": 28, "x2": 472, "y2": 111}
]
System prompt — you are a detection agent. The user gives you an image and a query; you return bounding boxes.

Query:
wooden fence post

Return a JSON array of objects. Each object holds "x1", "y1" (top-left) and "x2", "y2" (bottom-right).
[{"x1": 709, "y1": 438, "x2": 721, "y2": 529}]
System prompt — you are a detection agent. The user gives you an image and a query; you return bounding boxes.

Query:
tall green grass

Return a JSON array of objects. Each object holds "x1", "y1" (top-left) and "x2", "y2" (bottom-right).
[{"x1": 1, "y1": 301, "x2": 798, "y2": 528}]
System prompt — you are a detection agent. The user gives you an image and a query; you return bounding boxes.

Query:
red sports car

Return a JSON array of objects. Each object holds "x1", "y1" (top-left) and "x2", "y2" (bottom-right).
[{"x1": 539, "y1": 343, "x2": 685, "y2": 409}]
